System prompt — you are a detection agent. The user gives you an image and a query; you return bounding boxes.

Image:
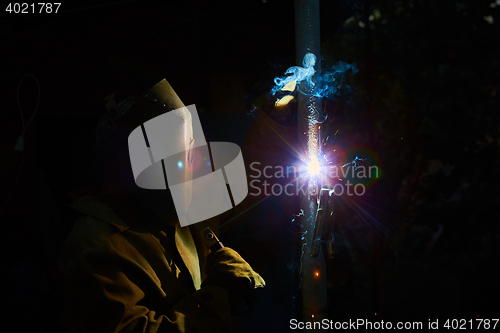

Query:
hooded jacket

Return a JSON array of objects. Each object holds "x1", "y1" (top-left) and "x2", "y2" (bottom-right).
[{"x1": 59, "y1": 194, "x2": 239, "y2": 333}]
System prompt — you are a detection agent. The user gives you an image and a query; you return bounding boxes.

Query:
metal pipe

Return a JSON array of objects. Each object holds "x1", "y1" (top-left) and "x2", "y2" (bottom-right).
[{"x1": 295, "y1": 0, "x2": 327, "y2": 328}]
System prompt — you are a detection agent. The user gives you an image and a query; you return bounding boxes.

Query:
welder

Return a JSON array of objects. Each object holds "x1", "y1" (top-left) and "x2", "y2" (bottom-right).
[{"x1": 59, "y1": 79, "x2": 265, "y2": 333}]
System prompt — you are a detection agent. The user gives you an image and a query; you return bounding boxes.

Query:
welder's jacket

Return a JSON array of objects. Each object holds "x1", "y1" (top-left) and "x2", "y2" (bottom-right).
[{"x1": 59, "y1": 195, "x2": 239, "y2": 333}]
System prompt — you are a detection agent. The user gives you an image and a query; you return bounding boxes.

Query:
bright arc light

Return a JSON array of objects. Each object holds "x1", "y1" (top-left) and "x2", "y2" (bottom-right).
[
  {"x1": 307, "y1": 156, "x2": 320, "y2": 177},
  {"x1": 281, "y1": 79, "x2": 297, "y2": 92}
]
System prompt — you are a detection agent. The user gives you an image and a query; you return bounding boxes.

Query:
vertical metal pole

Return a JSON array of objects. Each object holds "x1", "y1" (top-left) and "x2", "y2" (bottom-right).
[{"x1": 295, "y1": 0, "x2": 327, "y2": 329}]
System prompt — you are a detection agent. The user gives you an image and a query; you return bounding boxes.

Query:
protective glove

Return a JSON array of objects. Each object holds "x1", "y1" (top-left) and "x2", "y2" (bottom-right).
[{"x1": 201, "y1": 247, "x2": 265, "y2": 312}]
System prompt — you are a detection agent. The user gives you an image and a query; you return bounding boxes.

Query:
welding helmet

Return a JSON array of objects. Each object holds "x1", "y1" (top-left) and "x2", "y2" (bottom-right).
[
  {"x1": 119, "y1": 79, "x2": 199, "y2": 226},
  {"x1": 110, "y1": 79, "x2": 247, "y2": 227}
]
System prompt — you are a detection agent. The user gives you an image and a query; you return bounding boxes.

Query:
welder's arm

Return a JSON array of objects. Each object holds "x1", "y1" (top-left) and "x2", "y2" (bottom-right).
[{"x1": 61, "y1": 246, "x2": 263, "y2": 333}]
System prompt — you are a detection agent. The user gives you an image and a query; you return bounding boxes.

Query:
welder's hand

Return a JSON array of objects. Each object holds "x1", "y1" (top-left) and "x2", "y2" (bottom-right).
[{"x1": 202, "y1": 247, "x2": 265, "y2": 311}]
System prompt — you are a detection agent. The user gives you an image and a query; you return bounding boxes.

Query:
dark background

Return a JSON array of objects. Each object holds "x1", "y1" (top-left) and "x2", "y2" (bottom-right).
[{"x1": 1, "y1": 0, "x2": 499, "y2": 331}]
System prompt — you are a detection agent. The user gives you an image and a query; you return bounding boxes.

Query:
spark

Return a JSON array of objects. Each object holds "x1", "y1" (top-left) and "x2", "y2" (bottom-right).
[{"x1": 307, "y1": 101, "x2": 320, "y2": 195}]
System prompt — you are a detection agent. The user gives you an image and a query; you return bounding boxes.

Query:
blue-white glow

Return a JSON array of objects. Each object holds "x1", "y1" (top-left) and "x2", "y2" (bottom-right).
[{"x1": 307, "y1": 156, "x2": 321, "y2": 177}]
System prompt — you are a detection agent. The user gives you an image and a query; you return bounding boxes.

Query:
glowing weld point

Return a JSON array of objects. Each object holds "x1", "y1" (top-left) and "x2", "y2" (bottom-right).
[
  {"x1": 307, "y1": 156, "x2": 320, "y2": 177},
  {"x1": 275, "y1": 95, "x2": 294, "y2": 107},
  {"x1": 177, "y1": 161, "x2": 184, "y2": 169},
  {"x1": 281, "y1": 79, "x2": 297, "y2": 92}
]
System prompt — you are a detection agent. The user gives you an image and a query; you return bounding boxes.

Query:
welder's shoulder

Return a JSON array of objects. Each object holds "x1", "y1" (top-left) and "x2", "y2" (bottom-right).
[
  {"x1": 64, "y1": 213, "x2": 115, "y2": 251},
  {"x1": 61, "y1": 195, "x2": 133, "y2": 255}
]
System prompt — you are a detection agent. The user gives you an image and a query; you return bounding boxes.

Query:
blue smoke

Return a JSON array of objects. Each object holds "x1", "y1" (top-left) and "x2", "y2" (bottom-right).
[
  {"x1": 314, "y1": 61, "x2": 359, "y2": 98},
  {"x1": 272, "y1": 53, "x2": 358, "y2": 99},
  {"x1": 272, "y1": 53, "x2": 317, "y2": 95}
]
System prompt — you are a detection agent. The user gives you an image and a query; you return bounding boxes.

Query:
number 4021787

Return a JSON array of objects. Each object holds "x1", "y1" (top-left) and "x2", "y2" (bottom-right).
[{"x1": 5, "y1": 3, "x2": 61, "y2": 14}]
